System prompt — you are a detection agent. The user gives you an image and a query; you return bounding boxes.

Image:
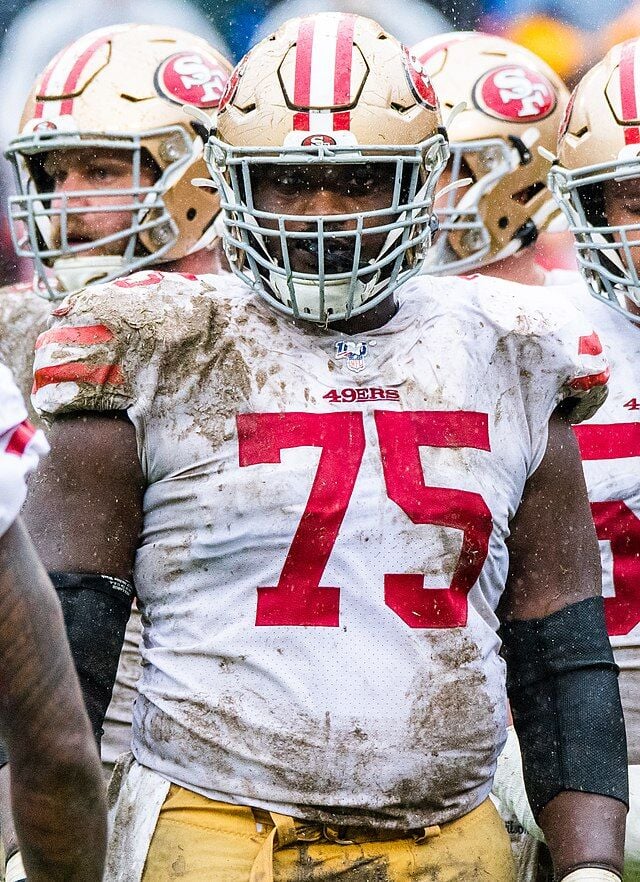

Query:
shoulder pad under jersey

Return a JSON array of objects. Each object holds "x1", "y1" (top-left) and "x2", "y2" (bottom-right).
[{"x1": 469, "y1": 275, "x2": 609, "y2": 425}]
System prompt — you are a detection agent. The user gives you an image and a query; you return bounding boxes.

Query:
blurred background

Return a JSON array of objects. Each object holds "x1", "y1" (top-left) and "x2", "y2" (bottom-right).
[{"x1": 1, "y1": 0, "x2": 639, "y2": 284}]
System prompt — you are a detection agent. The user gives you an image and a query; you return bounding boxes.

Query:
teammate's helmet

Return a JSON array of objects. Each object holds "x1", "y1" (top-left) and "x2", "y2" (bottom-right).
[
  {"x1": 550, "y1": 39, "x2": 640, "y2": 322},
  {"x1": 412, "y1": 32, "x2": 569, "y2": 275},
  {"x1": 6, "y1": 24, "x2": 232, "y2": 298},
  {"x1": 205, "y1": 13, "x2": 448, "y2": 324}
]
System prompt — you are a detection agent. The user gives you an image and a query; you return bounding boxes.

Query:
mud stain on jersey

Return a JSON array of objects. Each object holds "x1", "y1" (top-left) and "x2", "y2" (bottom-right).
[{"x1": 395, "y1": 633, "x2": 498, "y2": 814}]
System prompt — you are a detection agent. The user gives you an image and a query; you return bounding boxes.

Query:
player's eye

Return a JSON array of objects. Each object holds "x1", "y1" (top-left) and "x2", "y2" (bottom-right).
[
  {"x1": 343, "y1": 166, "x2": 378, "y2": 196},
  {"x1": 275, "y1": 170, "x2": 309, "y2": 194}
]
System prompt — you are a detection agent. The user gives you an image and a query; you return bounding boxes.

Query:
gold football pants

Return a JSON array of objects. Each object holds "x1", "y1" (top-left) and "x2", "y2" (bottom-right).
[{"x1": 141, "y1": 786, "x2": 516, "y2": 882}]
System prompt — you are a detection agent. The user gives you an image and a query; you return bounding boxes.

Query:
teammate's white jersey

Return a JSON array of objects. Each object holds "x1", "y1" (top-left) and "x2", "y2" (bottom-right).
[
  {"x1": 0, "y1": 362, "x2": 48, "y2": 537},
  {"x1": 0, "y1": 283, "x2": 51, "y2": 425},
  {"x1": 554, "y1": 276, "x2": 640, "y2": 762},
  {"x1": 33, "y1": 270, "x2": 607, "y2": 829},
  {"x1": 0, "y1": 279, "x2": 141, "y2": 765}
]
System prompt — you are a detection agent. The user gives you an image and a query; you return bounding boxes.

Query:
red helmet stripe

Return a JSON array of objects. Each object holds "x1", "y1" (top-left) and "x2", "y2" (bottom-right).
[
  {"x1": 59, "y1": 35, "x2": 111, "y2": 116},
  {"x1": 332, "y1": 15, "x2": 356, "y2": 131},
  {"x1": 293, "y1": 18, "x2": 315, "y2": 131},
  {"x1": 620, "y1": 41, "x2": 640, "y2": 145},
  {"x1": 34, "y1": 47, "x2": 66, "y2": 118},
  {"x1": 412, "y1": 32, "x2": 474, "y2": 67}
]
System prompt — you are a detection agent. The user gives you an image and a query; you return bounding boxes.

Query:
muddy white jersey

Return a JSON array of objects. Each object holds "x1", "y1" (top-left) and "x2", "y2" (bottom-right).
[
  {"x1": 0, "y1": 362, "x2": 48, "y2": 537},
  {"x1": 33, "y1": 270, "x2": 607, "y2": 829},
  {"x1": 0, "y1": 283, "x2": 51, "y2": 425},
  {"x1": 558, "y1": 279, "x2": 640, "y2": 761}
]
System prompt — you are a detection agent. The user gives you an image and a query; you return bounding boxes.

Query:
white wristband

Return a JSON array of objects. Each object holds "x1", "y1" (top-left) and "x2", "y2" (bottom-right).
[
  {"x1": 561, "y1": 870, "x2": 621, "y2": 882},
  {"x1": 5, "y1": 851, "x2": 26, "y2": 882}
]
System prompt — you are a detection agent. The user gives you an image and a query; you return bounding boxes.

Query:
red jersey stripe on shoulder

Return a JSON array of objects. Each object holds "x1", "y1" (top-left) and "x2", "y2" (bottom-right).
[
  {"x1": 293, "y1": 18, "x2": 315, "y2": 131},
  {"x1": 578, "y1": 331, "x2": 604, "y2": 356},
  {"x1": 5, "y1": 421, "x2": 36, "y2": 457},
  {"x1": 574, "y1": 422, "x2": 640, "y2": 460},
  {"x1": 568, "y1": 368, "x2": 611, "y2": 392},
  {"x1": 33, "y1": 362, "x2": 125, "y2": 392},
  {"x1": 36, "y1": 324, "x2": 114, "y2": 350}
]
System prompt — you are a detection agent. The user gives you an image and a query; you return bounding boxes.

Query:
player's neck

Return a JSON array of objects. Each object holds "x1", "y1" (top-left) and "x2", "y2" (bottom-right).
[
  {"x1": 475, "y1": 249, "x2": 546, "y2": 287},
  {"x1": 327, "y1": 292, "x2": 399, "y2": 336},
  {"x1": 160, "y1": 242, "x2": 229, "y2": 277}
]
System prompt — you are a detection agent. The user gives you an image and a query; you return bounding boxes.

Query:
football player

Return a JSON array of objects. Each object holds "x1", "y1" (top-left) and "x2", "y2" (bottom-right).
[
  {"x1": 410, "y1": 31, "x2": 571, "y2": 881},
  {"x1": 1, "y1": 22, "x2": 231, "y2": 417},
  {"x1": 0, "y1": 363, "x2": 106, "y2": 882},
  {"x1": 0, "y1": 22, "x2": 231, "y2": 881},
  {"x1": 412, "y1": 32, "x2": 570, "y2": 287},
  {"x1": 494, "y1": 38, "x2": 640, "y2": 881},
  {"x1": 26, "y1": 14, "x2": 627, "y2": 881}
]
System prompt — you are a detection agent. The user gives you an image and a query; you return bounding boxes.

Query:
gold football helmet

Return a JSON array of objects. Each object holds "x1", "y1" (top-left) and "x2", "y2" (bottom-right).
[
  {"x1": 6, "y1": 24, "x2": 232, "y2": 298},
  {"x1": 412, "y1": 31, "x2": 569, "y2": 275},
  {"x1": 550, "y1": 39, "x2": 640, "y2": 321},
  {"x1": 205, "y1": 12, "x2": 448, "y2": 324}
]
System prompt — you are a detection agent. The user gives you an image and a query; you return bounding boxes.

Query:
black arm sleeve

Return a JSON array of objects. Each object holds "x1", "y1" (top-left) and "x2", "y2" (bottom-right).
[
  {"x1": 500, "y1": 596, "x2": 628, "y2": 818},
  {"x1": 50, "y1": 572, "x2": 134, "y2": 746}
]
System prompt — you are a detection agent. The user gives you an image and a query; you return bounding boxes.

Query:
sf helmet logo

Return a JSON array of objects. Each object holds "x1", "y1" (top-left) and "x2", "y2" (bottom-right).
[
  {"x1": 155, "y1": 51, "x2": 228, "y2": 109},
  {"x1": 301, "y1": 134, "x2": 337, "y2": 146},
  {"x1": 402, "y1": 46, "x2": 439, "y2": 111},
  {"x1": 218, "y1": 55, "x2": 247, "y2": 113},
  {"x1": 474, "y1": 65, "x2": 557, "y2": 121},
  {"x1": 33, "y1": 119, "x2": 58, "y2": 132}
]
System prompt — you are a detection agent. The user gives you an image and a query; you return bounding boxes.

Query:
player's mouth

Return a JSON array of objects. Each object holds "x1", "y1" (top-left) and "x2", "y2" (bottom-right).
[{"x1": 289, "y1": 236, "x2": 358, "y2": 275}]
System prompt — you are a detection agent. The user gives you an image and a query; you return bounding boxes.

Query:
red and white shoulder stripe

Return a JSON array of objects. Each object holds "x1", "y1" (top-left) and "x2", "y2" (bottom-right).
[
  {"x1": 569, "y1": 330, "x2": 610, "y2": 393},
  {"x1": 32, "y1": 322, "x2": 125, "y2": 407}
]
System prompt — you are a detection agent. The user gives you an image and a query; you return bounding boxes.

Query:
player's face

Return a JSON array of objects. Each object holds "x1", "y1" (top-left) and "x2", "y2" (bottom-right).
[
  {"x1": 250, "y1": 162, "x2": 396, "y2": 274},
  {"x1": 43, "y1": 147, "x2": 157, "y2": 256},
  {"x1": 604, "y1": 177, "x2": 640, "y2": 317}
]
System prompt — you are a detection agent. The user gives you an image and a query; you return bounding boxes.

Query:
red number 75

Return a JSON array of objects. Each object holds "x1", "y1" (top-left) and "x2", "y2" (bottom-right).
[{"x1": 237, "y1": 411, "x2": 492, "y2": 629}]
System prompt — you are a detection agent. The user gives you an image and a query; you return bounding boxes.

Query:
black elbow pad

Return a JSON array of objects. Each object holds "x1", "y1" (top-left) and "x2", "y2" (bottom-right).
[
  {"x1": 50, "y1": 572, "x2": 134, "y2": 745},
  {"x1": 500, "y1": 596, "x2": 628, "y2": 817}
]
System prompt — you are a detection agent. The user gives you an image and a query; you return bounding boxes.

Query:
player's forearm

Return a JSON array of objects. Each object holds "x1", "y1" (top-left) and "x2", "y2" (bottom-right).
[
  {"x1": 10, "y1": 740, "x2": 106, "y2": 882},
  {"x1": 0, "y1": 520, "x2": 107, "y2": 879},
  {"x1": 538, "y1": 792, "x2": 626, "y2": 878}
]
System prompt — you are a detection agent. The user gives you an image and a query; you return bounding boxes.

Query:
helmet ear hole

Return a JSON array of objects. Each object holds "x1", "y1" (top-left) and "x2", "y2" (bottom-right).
[{"x1": 187, "y1": 208, "x2": 197, "y2": 221}]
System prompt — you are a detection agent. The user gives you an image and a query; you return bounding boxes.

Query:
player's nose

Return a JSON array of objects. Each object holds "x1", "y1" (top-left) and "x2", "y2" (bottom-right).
[
  {"x1": 52, "y1": 169, "x2": 92, "y2": 202},
  {"x1": 303, "y1": 187, "x2": 359, "y2": 218}
]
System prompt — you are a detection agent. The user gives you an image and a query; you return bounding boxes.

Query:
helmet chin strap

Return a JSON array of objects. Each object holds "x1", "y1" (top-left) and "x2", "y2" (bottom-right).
[{"x1": 53, "y1": 255, "x2": 127, "y2": 293}]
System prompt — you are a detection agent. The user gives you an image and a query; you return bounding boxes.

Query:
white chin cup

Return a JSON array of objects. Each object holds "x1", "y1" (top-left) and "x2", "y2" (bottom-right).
[
  {"x1": 269, "y1": 272, "x2": 372, "y2": 323},
  {"x1": 561, "y1": 870, "x2": 621, "y2": 882},
  {"x1": 5, "y1": 851, "x2": 26, "y2": 882},
  {"x1": 53, "y1": 256, "x2": 127, "y2": 293}
]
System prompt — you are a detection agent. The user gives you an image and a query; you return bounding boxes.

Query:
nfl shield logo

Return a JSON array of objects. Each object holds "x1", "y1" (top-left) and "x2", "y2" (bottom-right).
[{"x1": 334, "y1": 340, "x2": 371, "y2": 373}]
